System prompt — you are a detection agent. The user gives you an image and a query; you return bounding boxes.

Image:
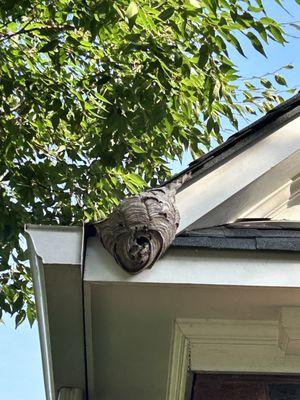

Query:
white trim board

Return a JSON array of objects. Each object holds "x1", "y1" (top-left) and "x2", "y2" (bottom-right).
[
  {"x1": 85, "y1": 237, "x2": 300, "y2": 288},
  {"x1": 25, "y1": 231, "x2": 56, "y2": 400},
  {"x1": 25, "y1": 225, "x2": 83, "y2": 265},
  {"x1": 176, "y1": 116, "x2": 300, "y2": 231},
  {"x1": 25, "y1": 225, "x2": 86, "y2": 400},
  {"x1": 167, "y1": 313, "x2": 300, "y2": 400}
]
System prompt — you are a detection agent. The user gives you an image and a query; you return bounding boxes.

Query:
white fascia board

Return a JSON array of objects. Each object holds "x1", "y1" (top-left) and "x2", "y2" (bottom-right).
[
  {"x1": 25, "y1": 229, "x2": 56, "y2": 400},
  {"x1": 25, "y1": 224, "x2": 83, "y2": 265},
  {"x1": 176, "y1": 116, "x2": 300, "y2": 232},
  {"x1": 85, "y1": 237, "x2": 300, "y2": 288}
]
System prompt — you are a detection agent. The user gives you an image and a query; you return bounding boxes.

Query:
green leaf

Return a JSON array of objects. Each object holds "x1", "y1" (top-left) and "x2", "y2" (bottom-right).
[
  {"x1": 12, "y1": 292, "x2": 24, "y2": 313},
  {"x1": 15, "y1": 310, "x2": 26, "y2": 328},
  {"x1": 51, "y1": 114, "x2": 60, "y2": 130},
  {"x1": 260, "y1": 79, "x2": 272, "y2": 89},
  {"x1": 126, "y1": 2, "x2": 139, "y2": 19},
  {"x1": 275, "y1": 74, "x2": 287, "y2": 86},
  {"x1": 40, "y1": 39, "x2": 59, "y2": 52},
  {"x1": 159, "y1": 7, "x2": 175, "y2": 20},
  {"x1": 270, "y1": 25, "x2": 286, "y2": 44},
  {"x1": 225, "y1": 33, "x2": 247, "y2": 57},
  {"x1": 206, "y1": 117, "x2": 214, "y2": 133},
  {"x1": 198, "y1": 44, "x2": 209, "y2": 68},
  {"x1": 246, "y1": 32, "x2": 267, "y2": 57},
  {"x1": 131, "y1": 144, "x2": 146, "y2": 154},
  {"x1": 94, "y1": 92, "x2": 112, "y2": 104},
  {"x1": 189, "y1": 0, "x2": 201, "y2": 8},
  {"x1": 127, "y1": 173, "x2": 145, "y2": 187},
  {"x1": 26, "y1": 306, "x2": 35, "y2": 327}
]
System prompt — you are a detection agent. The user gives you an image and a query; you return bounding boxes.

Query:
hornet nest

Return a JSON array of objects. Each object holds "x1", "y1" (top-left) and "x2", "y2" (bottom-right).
[{"x1": 95, "y1": 173, "x2": 191, "y2": 274}]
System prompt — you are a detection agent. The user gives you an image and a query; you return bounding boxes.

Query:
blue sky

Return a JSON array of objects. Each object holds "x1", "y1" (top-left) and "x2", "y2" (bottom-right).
[
  {"x1": 0, "y1": 2, "x2": 299, "y2": 399},
  {"x1": 0, "y1": 317, "x2": 45, "y2": 399}
]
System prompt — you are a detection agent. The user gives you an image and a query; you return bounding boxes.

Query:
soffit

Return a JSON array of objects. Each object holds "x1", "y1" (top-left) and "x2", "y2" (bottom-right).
[{"x1": 84, "y1": 237, "x2": 300, "y2": 400}]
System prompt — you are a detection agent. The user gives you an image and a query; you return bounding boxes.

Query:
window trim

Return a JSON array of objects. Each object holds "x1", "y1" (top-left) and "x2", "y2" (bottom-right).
[{"x1": 166, "y1": 312, "x2": 300, "y2": 400}]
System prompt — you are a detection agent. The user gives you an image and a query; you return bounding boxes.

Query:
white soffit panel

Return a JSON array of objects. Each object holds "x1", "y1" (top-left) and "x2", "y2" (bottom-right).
[
  {"x1": 242, "y1": 171, "x2": 300, "y2": 220},
  {"x1": 186, "y1": 150, "x2": 300, "y2": 229},
  {"x1": 176, "y1": 116, "x2": 300, "y2": 231}
]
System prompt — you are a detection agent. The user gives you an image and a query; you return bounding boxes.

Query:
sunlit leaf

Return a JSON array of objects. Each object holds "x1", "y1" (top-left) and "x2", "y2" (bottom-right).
[
  {"x1": 125, "y1": 1, "x2": 139, "y2": 19},
  {"x1": 275, "y1": 74, "x2": 287, "y2": 86},
  {"x1": 246, "y1": 32, "x2": 267, "y2": 57}
]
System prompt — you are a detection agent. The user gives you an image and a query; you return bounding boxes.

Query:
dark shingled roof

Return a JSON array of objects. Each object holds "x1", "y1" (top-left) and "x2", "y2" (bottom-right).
[
  {"x1": 173, "y1": 220, "x2": 300, "y2": 252},
  {"x1": 165, "y1": 92, "x2": 300, "y2": 185}
]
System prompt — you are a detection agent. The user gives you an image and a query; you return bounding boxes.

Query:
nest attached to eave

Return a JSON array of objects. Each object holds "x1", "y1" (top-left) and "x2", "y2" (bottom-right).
[{"x1": 95, "y1": 174, "x2": 190, "y2": 274}]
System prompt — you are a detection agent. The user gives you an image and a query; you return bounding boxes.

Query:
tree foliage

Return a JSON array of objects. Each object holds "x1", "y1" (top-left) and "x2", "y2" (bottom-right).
[{"x1": 0, "y1": 0, "x2": 299, "y2": 326}]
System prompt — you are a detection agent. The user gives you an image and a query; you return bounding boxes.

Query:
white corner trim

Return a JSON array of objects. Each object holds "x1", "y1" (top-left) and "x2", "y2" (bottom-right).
[
  {"x1": 279, "y1": 307, "x2": 300, "y2": 355},
  {"x1": 167, "y1": 317, "x2": 300, "y2": 400},
  {"x1": 58, "y1": 388, "x2": 83, "y2": 400}
]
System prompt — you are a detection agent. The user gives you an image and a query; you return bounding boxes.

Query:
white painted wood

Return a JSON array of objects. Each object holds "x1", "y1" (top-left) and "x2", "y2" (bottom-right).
[
  {"x1": 58, "y1": 388, "x2": 83, "y2": 400},
  {"x1": 25, "y1": 230, "x2": 56, "y2": 400},
  {"x1": 238, "y1": 170, "x2": 300, "y2": 220},
  {"x1": 275, "y1": 205, "x2": 300, "y2": 220},
  {"x1": 189, "y1": 150, "x2": 300, "y2": 229},
  {"x1": 83, "y1": 284, "x2": 95, "y2": 400},
  {"x1": 176, "y1": 117, "x2": 300, "y2": 231},
  {"x1": 25, "y1": 225, "x2": 83, "y2": 265},
  {"x1": 85, "y1": 278, "x2": 300, "y2": 399},
  {"x1": 279, "y1": 307, "x2": 300, "y2": 356},
  {"x1": 240, "y1": 181, "x2": 291, "y2": 219},
  {"x1": 25, "y1": 226, "x2": 86, "y2": 399},
  {"x1": 166, "y1": 322, "x2": 189, "y2": 400},
  {"x1": 267, "y1": 173, "x2": 300, "y2": 219},
  {"x1": 85, "y1": 237, "x2": 300, "y2": 288},
  {"x1": 168, "y1": 318, "x2": 300, "y2": 400}
]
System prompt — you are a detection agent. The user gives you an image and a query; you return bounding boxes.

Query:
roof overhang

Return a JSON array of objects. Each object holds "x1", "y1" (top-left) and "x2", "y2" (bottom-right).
[{"x1": 26, "y1": 224, "x2": 300, "y2": 400}]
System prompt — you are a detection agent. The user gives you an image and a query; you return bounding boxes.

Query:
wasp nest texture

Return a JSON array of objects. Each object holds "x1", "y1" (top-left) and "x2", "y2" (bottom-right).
[{"x1": 95, "y1": 174, "x2": 190, "y2": 274}]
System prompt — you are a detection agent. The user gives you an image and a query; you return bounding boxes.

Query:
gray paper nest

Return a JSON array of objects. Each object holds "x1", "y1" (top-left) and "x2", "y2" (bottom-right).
[{"x1": 95, "y1": 174, "x2": 190, "y2": 274}]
